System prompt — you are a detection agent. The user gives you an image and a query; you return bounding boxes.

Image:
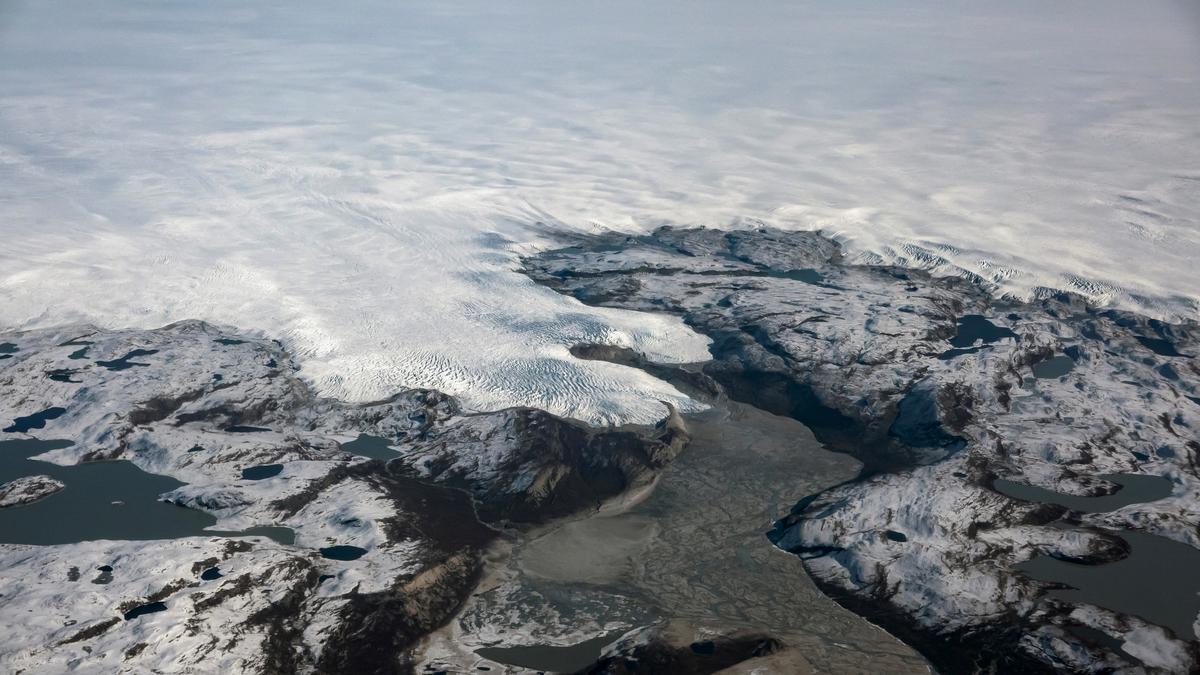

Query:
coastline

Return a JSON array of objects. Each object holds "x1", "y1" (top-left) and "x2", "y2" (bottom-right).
[
  {"x1": 1, "y1": 224, "x2": 1197, "y2": 672},
  {"x1": 518, "y1": 225, "x2": 1200, "y2": 672}
]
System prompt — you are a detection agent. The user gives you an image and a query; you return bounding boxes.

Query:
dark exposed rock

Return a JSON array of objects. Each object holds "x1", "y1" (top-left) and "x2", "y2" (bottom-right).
[
  {"x1": 58, "y1": 617, "x2": 120, "y2": 645},
  {"x1": 395, "y1": 404, "x2": 689, "y2": 525},
  {"x1": 244, "y1": 566, "x2": 320, "y2": 674},
  {"x1": 317, "y1": 551, "x2": 483, "y2": 675},
  {"x1": 569, "y1": 343, "x2": 721, "y2": 399},
  {"x1": 124, "y1": 642, "x2": 148, "y2": 660},
  {"x1": 129, "y1": 389, "x2": 207, "y2": 426}
]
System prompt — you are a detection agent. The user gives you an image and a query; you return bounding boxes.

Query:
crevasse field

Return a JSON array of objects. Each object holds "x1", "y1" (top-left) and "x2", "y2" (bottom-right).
[{"x1": 1, "y1": 1, "x2": 1197, "y2": 423}]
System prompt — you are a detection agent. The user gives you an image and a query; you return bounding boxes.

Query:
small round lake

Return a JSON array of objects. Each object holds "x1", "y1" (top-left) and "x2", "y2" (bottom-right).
[
  {"x1": 0, "y1": 439, "x2": 293, "y2": 546},
  {"x1": 1031, "y1": 354, "x2": 1075, "y2": 379},
  {"x1": 241, "y1": 464, "x2": 284, "y2": 480},
  {"x1": 341, "y1": 434, "x2": 398, "y2": 461},
  {"x1": 319, "y1": 545, "x2": 367, "y2": 561}
]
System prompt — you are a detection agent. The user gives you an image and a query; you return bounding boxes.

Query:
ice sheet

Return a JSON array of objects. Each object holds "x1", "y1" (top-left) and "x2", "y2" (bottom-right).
[{"x1": 1, "y1": 1, "x2": 1196, "y2": 422}]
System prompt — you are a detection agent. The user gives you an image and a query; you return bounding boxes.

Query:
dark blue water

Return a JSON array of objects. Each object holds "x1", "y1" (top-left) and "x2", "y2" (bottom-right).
[
  {"x1": 939, "y1": 315, "x2": 1018, "y2": 359},
  {"x1": 994, "y1": 474, "x2": 1171, "y2": 513},
  {"x1": 57, "y1": 338, "x2": 92, "y2": 360},
  {"x1": 123, "y1": 602, "x2": 167, "y2": 621},
  {"x1": 341, "y1": 434, "x2": 398, "y2": 461},
  {"x1": 0, "y1": 439, "x2": 292, "y2": 545},
  {"x1": 47, "y1": 369, "x2": 82, "y2": 383},
  {"x1": 3, "y1": 407, "x2": 67, "y2": 433},
  {"x1": 319, "y1": 545, "x2": 366, "y2": 561},
  {"x1": 241, "y1": 464, "x2": 283, "y2": 480},
  {"x1": 949, "y1": 315, "x2": 1018, "y2": 348},
  {"x1": 96, "y1": 349, "x2": 159, "y2": 371},
  {"x1": 1135, "y1": 335, "x2": 1184, "y2": 358},
  {"x1": 1031, "y1": 354, "x2": 1075, "y2": 379}
]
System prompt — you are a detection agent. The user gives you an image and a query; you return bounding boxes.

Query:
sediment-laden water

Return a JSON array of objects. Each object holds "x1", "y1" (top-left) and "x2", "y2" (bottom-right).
[{"x1": 431, "y1": 398, "x2": 929, "y2": 673}]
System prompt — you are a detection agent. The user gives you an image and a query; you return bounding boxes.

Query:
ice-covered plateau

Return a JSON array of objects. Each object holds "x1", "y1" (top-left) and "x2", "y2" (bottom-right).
[
  {"x1": 0, "y1": 321, "x2": 687, "y2": 674},
  {"x1": 521, "y1": 226, "x2": 1200, "y2": 673}
]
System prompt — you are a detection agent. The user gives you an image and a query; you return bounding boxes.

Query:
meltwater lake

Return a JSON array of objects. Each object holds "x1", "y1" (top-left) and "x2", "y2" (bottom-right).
[
  {"x1": 0, "y1": 439, "x2": 292, "y2": 546},
  {"x1": 999, "y1": 472, "x2": 1200, "y2": 641}
]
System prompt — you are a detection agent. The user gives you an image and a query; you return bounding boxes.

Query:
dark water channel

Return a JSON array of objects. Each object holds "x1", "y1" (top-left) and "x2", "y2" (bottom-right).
[
  {"x1": 0, "y1": 439, "x2": 292, "y2": 545},
  {"x1": 995, "y1": 473, "x2": 1172, "y2": 513},
  {"x1": 1021, "y1": 530, "x2": 1200, "y2": 639},
  {"x1": 1003, "y1": 472, "x2": 1199, "y2": 639}
]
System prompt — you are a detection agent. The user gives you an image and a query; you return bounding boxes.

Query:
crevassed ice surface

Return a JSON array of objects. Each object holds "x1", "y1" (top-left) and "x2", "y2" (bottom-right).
[{"x1": 1, "y1": 1, "x2": 1198, "y2": 423}]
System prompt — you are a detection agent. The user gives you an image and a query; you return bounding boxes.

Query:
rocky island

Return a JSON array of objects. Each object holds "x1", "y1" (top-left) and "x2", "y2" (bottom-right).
[{"x1": 0, "y1": 475, "x2": 65, "y2": 508}]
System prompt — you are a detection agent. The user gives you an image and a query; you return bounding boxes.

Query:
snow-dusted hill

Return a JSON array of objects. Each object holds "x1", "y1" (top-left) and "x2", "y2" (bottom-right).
[
  {"x1": 0, "y1": 321, "x2": 685, "y2": 673},
  {"x1": 524, "y1": 226, "x2": 1200, "y2": 672}
]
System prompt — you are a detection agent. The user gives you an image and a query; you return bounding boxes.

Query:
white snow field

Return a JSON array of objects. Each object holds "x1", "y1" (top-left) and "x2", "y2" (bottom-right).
[{"x1": 1, "y1": 1, "x2": 1197, "y2": 423}]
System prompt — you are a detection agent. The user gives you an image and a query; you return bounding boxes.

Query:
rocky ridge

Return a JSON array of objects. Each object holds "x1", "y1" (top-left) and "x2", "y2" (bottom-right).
[
  {"x1": 0, "y1": 475, "x2": 65, "y2": 508},
  {"x1": 521, "y1": 226, "x2": 1200, "y2": 673}
]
